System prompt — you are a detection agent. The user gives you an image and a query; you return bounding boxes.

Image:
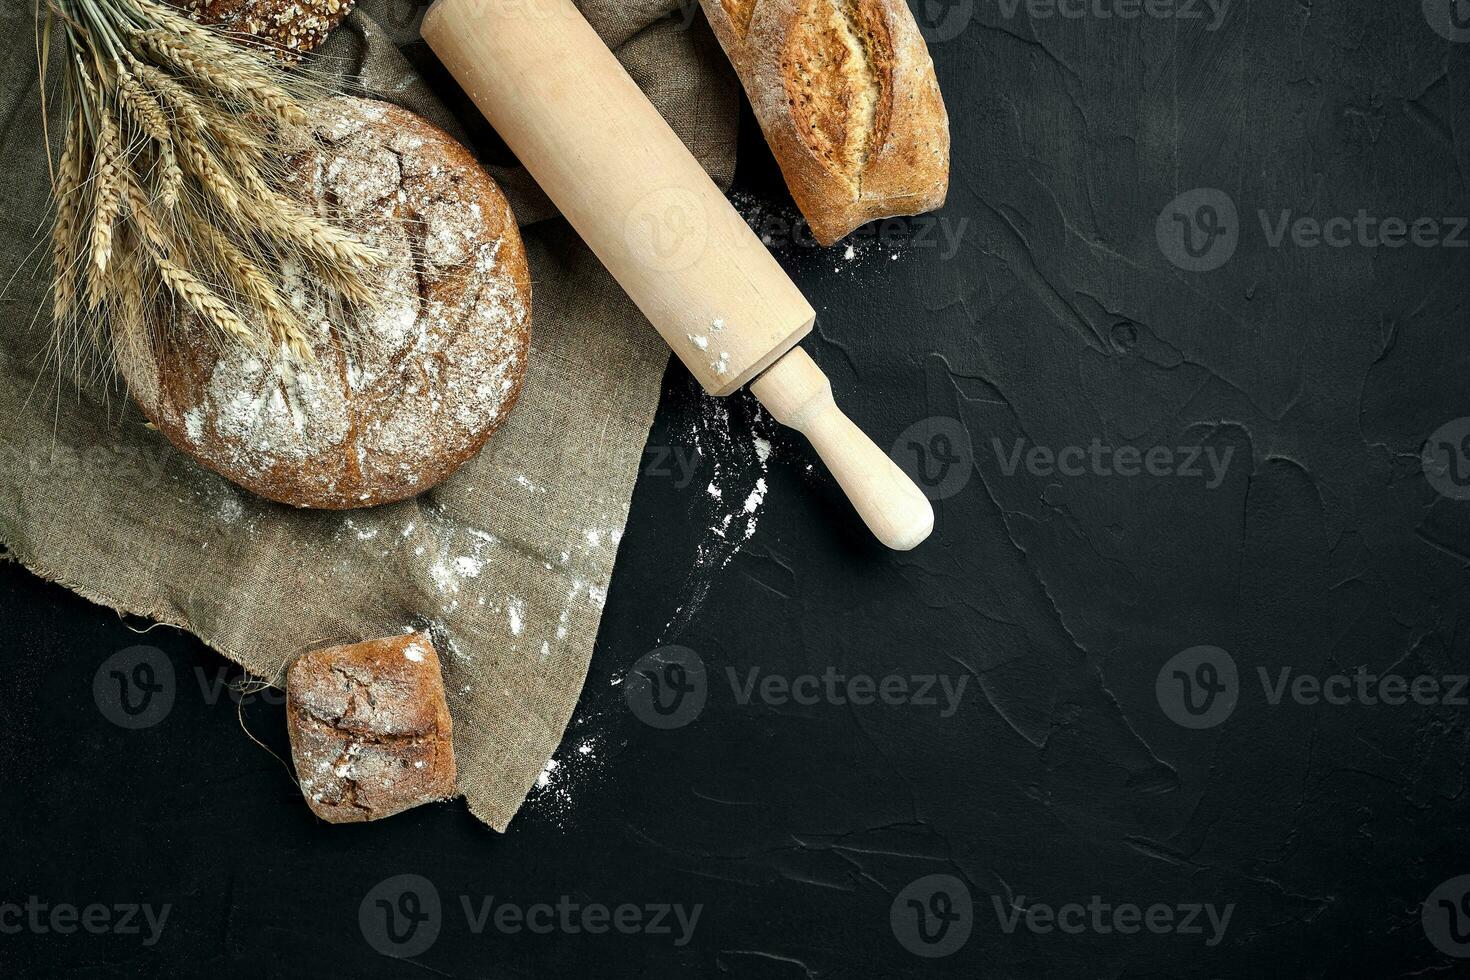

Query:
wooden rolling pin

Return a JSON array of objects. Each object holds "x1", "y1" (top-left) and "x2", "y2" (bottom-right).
[{"x1": 422, "y1": 0, "x2": 934, "y2": 550}]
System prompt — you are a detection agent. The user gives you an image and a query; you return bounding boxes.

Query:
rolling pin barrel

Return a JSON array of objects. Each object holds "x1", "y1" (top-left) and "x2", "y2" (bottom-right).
[
  {"x1": 423, "y1": 0, "x2": 934, "y2": 550},
  {"x1": 422, "y1": 0, "x2": 812, "y2": 395}
]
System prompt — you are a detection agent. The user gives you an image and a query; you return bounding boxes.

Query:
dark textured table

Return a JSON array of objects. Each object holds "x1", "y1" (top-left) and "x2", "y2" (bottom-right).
[{"x1": 5, "y1": 1, "x2": 1470, "y2": 977}]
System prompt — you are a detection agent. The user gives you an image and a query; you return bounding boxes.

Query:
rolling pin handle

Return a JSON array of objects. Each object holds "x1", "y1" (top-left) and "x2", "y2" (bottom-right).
[{"x1": 752, "y1": 347, "x2": 935, "y2": 551}]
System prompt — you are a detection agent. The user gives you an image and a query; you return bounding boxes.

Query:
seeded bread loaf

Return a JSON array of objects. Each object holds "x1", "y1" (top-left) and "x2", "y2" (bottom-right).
[
  {"x1": 701, "y1": 0, "x2": 950, "y2": 246},
  {"x1": 168, "y1": 0, "x2": 356, "y2": 57},
  {"x1": 287, "y1": 632, "x2": 456, "y2": 823}
]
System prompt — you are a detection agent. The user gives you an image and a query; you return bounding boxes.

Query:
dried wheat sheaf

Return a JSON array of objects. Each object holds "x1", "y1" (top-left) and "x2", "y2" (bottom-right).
[{"x1": 39, "y1": 0, "x2": 381, "y2": 384}]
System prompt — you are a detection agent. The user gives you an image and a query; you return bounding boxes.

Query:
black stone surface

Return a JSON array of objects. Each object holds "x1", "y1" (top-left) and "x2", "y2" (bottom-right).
[{"x1": 5, "y1": 1, "x2": 1470, "y2": 977}]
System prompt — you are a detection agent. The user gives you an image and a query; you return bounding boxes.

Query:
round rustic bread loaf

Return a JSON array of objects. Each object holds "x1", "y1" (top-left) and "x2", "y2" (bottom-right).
[
  {"x1": 168, "y1": 0, "x2": 356, "y2": 56},
  {"x1": 122, "y1": 96, "x2": 532, "y2": 509}
]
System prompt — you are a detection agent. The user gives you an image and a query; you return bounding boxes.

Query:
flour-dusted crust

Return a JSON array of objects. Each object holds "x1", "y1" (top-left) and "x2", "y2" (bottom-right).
[
  {"x1": 286, "y1": 632, "x2": 456, "y2": 823},
  {"x1": 122, "y1": 97, "x2": 532, "y2": 510},
  {"x1": 701, "y1": 0, "x2": 950, "y2": 246},
  {"x1": 168, "y1": 0, "x2": 356, "y2": 56}
]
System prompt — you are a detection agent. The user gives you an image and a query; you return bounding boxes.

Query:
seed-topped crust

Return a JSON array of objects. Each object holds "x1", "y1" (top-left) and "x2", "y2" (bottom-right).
[{"x1": 168, "y1": 0, "x2": 357, "y2": 57}]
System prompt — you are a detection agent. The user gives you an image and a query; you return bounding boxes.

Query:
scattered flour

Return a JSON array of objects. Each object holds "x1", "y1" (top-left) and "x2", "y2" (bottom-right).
[{"x1": 661, "y1": 387, "x2": 777, "y2": 638}]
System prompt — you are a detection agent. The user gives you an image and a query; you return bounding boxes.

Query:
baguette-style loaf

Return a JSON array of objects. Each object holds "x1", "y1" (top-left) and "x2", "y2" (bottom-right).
[{"x1": 701, "y1": 0, "x2": 950, "y2": 246}]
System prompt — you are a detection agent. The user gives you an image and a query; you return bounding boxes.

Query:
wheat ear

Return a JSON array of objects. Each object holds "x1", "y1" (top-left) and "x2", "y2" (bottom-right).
[
  {"x1": 125, "y1": 178, "x2": 254, "y2": 347},
  {"x1": 86, "y1": 105, "x2": 123, "y2": 310},
  {"x1": 116, "y1": 58, "x2": 182, "y2": 208},
  {"x1": 134, "y1": 28, "x2": 308, "y2": 129},
  {"x1": 51, "y1": 117, "x2": 86, "y2": 321},
  {"x1": 195, "y1": 220, "x2": 315, "y2": 360}
]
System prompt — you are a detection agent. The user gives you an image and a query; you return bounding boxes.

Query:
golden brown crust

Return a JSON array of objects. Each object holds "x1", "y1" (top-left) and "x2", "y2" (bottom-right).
[
  {"x1": 122, "y1": 97, "x2": 533, "y2": 510},
  {"x1": 286, "y1": 631, "x2": 457, "y2": 823},
  {"x1": 703, "y1": 0, "x2": 950, "y2": 246},
  {"x1": 166, "y1": 0, "x2": 356, "y2": 56}
]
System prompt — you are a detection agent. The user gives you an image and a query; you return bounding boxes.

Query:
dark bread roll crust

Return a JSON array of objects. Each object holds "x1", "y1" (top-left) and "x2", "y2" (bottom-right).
[
  {"x1": 167, "y1": 0, "x2": 356, "y2": 56},
  {"x1": 122, "y1": 97, "x2": 532, "y2": 509},
  {"x1": 286, "y1": 631, "x2": 456, "y2": 823}
]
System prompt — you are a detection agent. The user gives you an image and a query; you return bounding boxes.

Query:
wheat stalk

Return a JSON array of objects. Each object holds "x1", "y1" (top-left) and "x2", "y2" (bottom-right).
[
  {"x1": 40, "y1": 0, "x2": 381, "y2": 382},
  {"x1": 115, "y1": 57, "x2": 182, "y2": 207},
  {"x1": 86, "y1": 105, "x2": 123, "y2": 310},
  {"x1": 108, "y1": 237, "x2": 153, "y2": 383},
  {"x1": 122, "y1": 176, "x2": 255, "y2": 348},
  {"x1": 50, "y1": 115, "x2": 85, "y2": 321},
  {"x1": 135, "y1": 28, "x2": 308, "y2": 129},
  {"x1": 193, "y1": 216, "x2": 314, "y2": 359}
]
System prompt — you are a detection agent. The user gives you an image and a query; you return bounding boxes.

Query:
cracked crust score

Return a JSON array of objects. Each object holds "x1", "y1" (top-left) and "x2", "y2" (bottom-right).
[
  {"x1": 122, "y1": 97, "x2": 532, "y2": 509},
  {"x1": 702, "y1": 0, "x2": 949, "y2": 246},
  {"x1": 286, "y1": 632, "x2": 456, "y2": 823}
]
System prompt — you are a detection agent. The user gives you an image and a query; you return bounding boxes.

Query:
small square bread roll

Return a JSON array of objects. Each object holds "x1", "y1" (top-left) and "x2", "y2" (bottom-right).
[{"x1": 287, "y1": 632, "x2": 456, "y2": 823}]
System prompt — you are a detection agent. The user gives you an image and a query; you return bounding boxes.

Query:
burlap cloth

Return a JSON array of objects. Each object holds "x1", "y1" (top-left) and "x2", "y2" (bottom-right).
[{"x1": 0, "y1": 0, "x2": 738, "y2": 831}]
